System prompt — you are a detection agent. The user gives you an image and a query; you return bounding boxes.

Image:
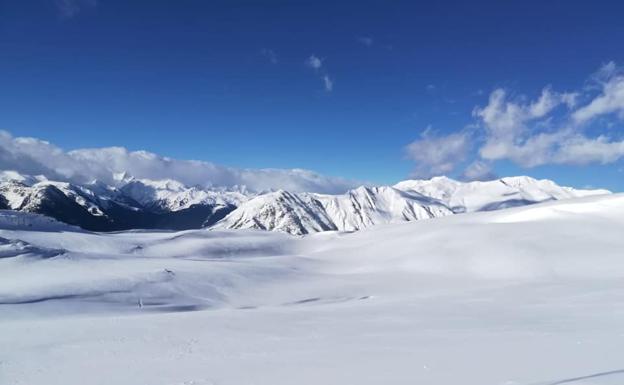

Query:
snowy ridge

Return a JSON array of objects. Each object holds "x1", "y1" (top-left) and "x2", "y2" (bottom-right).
[
  {"x1": 0, "y1": 170, "x2": 611, "y2": 234},
  {"x1": 0, "y1": 171, "x2": 246, "y2": 231},
  {"x1": 212, "y1": 186, "x2": 454, "y2": 235},
  {"x1": 211, "y1": 190, "x2": 338, "y2": 235},
  {"x1": 0, "y1": 179, "x2": 109, "y2": 216},
  {"x1": 120, "y1": 178, "x2": 246, "y2": 212},
  {"x1": 394, "y1": 175, "x2": 609, "y2": 213},
  {"x1": 212, "y1": 176, "x2": 609, "y2": 234}
]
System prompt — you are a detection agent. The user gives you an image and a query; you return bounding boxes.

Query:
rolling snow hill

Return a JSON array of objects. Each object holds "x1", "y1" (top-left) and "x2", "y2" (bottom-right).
[{"x1": 1, "y1": 194, "x2": 624, "y2": 385}]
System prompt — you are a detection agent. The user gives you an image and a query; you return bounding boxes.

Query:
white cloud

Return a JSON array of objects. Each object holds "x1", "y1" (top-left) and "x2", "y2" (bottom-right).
[
  {"x1": 572, "y1": 67, "x2": 624, "y2": 124},
  {"x1": 471, "y1": 64, "x2": 624, "y2": 168},
  {"x1": 322, "y1": 75, "x2": 333, "y2": 92},
  {"x1": 403, "y1": 63, "x2": 624, "y2": 181},
  {"x1": 306, "y1": 55, "x2": 323, "y2": 70},
  {"x1": 474, "y1": 87, "x2": 589, "y2": 166},
  {"x1": 0, "y1": 131, "x2": 358, "y2": 194},
  {"x1": 405, "y1": 129, "x2": 471, "y2": 178},
  {"x1": 553, "y1": 135, "x2": 624, "y2": 165},
  {"x1": 306, "y1": 55, "x2": 334, "y2": 92}
]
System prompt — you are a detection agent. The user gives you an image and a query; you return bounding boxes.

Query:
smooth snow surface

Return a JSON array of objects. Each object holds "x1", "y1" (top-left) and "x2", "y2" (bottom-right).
[{"x1": 2, "y1": 194, "x2": 624, "y2": 385}]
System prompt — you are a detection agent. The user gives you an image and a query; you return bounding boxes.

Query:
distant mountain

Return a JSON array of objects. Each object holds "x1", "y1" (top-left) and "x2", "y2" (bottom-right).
[
  {"x1": 0, "y1": 171, "x2": 244, "y2": 231},
  {"x1": 119, "y1": 178, "x2": 245, "y2": 212},
  {"x1": 211, "y1": 176, "x2": 610, "y2": 234},
  {"x1": 0, "y1": 170, "x2": 610, "y2": 234},
  {"x1": 393, "y1": 176, "x2": 610, "y2": 213}
]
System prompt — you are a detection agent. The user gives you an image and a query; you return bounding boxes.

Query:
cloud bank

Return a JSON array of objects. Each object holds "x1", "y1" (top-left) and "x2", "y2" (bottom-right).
[
  {"x1": 0, "y1": 131, "x2": 358, "y2": 194},
  {"x1": 406, "y1": 62, "x2": 624, "y2": 179}
]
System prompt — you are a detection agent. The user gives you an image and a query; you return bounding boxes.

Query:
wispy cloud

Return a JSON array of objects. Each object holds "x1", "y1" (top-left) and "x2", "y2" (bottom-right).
[
  {"x1": 461, "y1": 161, "x2": 497, "y2": 181},
  {"x1": 55, "y1": 0, "x2": 97, "y2": 19},
  {"x1": 357, "y1": 37, "x2": 374, "y2": 47},
  {"x1": 261, "y1": 48, "x2": 278, "y2": 64},
  {"x1": 572, "y1": 62, "x2": 624, "y2": 124},
  {"x1": 306, "y1": 55, "x2": 323, "y2": 70},
  {"x1": 404, "y1": 127, "x2": 471, "y2": 178},
  {"x1": 322, "y1": 75, "x2": 333, "y2": 92},
  {"x1": 306, "y1": 54, "x2": 333, "y2": 92}
]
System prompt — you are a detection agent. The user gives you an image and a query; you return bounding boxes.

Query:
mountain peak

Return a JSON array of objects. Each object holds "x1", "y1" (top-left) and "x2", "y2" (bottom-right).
[
  {"x1": 0, "y1": 171, "x2": 48, "y2": 186},
  {"x1": 0, "y1": 173, "x2": 611, "y2": 234},
  {"x1": 212, "y1": 176, "x2": 610, "y2": 234}
]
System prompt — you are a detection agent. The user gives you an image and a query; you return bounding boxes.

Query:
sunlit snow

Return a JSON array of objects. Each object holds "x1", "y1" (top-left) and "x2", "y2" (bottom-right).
[{"x1": 1, "y1": 194, "x2": 624, "y2": 384}]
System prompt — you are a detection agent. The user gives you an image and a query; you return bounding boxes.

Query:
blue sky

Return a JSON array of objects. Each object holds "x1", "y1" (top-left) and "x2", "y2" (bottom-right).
[{"x1": 1, "y1": 0, "x2": 624, "y2": 191}]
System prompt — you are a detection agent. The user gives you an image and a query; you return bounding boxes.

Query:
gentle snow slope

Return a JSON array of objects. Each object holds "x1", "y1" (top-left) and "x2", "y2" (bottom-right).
[{"x1": 1, "y1": 194, "x2": 624, "y2": 385}]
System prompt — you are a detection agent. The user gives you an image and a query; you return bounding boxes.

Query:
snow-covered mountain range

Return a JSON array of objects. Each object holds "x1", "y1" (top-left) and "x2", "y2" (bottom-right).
[
  {"x1": 213, "y1": 176, "x2": 609, "y2": 234},
  {"x1": 0, "y1": 171, "x2": 243, "y2": 231},
  {"x1": 211, "y1": 186, "x2": 454, "y2": 235},
  {"x1": 0, "y1": 170, "x2": 609, "y2": 233}
]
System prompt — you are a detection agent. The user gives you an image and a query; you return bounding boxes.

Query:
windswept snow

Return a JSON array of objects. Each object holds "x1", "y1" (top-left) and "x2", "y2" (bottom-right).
[{"x1": 1, "y1": 194, "x2": 624, "y2": 385}]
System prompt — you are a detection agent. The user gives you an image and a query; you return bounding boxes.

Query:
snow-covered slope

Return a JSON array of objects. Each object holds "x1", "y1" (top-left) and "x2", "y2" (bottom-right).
[
  {"x1": 212, "y1": 186, "x2": 453, "y2": 235},
  {"x1": 394, "y1": 175, "x2": 609, "y2": 213},
  {"x1": 212, "y1": 177, "x2": 608, "y2": 234},
  {"x1": 2, "y1": 194, "x2": 624, "y2": 385}
]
